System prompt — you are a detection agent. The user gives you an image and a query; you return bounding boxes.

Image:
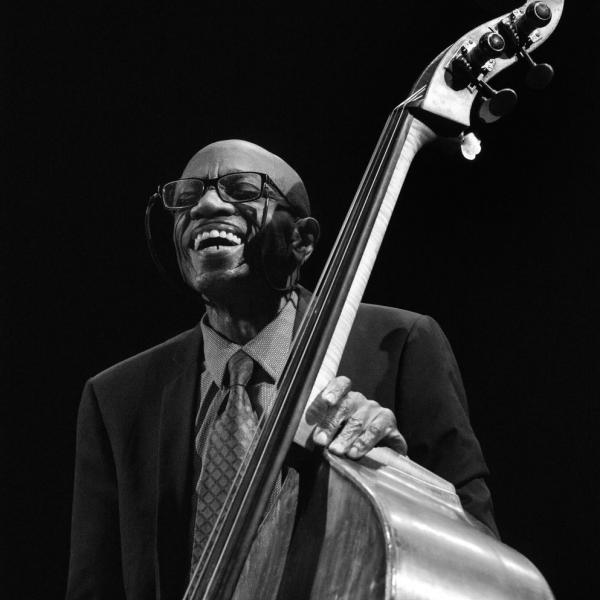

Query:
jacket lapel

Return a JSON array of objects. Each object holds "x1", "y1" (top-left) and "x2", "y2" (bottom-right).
[{"x1": 155, "y1": 325, "x2": 203, "y2": 599}]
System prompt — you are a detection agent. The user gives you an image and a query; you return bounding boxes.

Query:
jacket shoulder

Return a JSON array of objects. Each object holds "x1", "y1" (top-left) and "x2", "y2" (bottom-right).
[
  {"x1": 89, "y1": 327, "x2": 200, "y2": 394},
  {"x1": 356, "y1": 302, "x2": 424, "y2": 332}
]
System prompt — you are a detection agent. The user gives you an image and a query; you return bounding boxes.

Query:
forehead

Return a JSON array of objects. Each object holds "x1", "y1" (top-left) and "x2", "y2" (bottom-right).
[{"x1": 181, "y1": 142, "x2": 287, "y2": 180}]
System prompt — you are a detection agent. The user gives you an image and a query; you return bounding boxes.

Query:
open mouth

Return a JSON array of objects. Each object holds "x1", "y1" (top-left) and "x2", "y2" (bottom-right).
[{"x1": 191, "y1": 228, "x2": 244, "y2": 254}]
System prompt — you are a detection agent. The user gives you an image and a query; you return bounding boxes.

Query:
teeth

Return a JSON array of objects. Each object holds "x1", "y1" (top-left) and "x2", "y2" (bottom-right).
[
  {"x1": 226, "y1": 232, "x2": 241, "y2": 244},
  {"x1": 193, "y1": 229, "x2": 242, "y2": 251}
]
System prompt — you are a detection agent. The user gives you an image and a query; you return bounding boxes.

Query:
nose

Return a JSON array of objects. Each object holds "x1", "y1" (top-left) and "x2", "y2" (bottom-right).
[{"x1": 188, "y1": 187, "x2": 235, "y2": 219}]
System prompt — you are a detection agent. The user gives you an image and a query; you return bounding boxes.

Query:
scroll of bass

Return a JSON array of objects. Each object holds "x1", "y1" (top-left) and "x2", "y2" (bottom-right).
[{"x1": 184, "y1": 2, "x2": 563, "y2": 599}]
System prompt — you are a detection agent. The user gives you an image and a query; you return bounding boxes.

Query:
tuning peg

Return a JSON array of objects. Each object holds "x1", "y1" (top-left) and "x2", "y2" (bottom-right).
[
  {"x1": 477, "y1": 85, "x2": 518, "y2": 123},
  {"x1": 451, "y1": 32, "x2": 518, "y2": 123},
  {"x1": 499, "y1": 2, "x2": 554, "y2": 90},
  {"x1": 469, "y1": 31, "x2": 507, "y2": 67},
  {"x1": 520, "y1": 50, "x2": 554, "y2": 90},
  {"x1": 516, "y1": 2, "x2": 552, "y2": 38},
  {"x1": 477, "y1": 82, "x2": 518, "y2": 123}
]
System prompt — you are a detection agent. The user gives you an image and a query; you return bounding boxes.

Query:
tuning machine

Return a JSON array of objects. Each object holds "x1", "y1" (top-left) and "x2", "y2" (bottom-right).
[
  {"x1": 498, "y1": 2, "x2": 555, "y2": 90},
  {"x1": 451, "y1": 31, "x2": 518, "y2": 122}
]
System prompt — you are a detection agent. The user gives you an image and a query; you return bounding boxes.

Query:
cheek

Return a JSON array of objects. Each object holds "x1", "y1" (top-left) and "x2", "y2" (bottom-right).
[
  {"x1": 236, "y1": 200, "x2": 280, "y2": 232},
  {"x1": 172, "y1": 215, "x2": 188, "y2": 252},
  {"x1": 235, "y1": 203, "x2": 260, "y2": 229}
]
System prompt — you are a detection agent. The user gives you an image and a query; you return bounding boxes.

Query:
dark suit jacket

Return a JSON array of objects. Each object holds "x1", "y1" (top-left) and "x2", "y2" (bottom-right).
[{"x1": 66, "y1": 292, "x2": 497, "y2": 599}]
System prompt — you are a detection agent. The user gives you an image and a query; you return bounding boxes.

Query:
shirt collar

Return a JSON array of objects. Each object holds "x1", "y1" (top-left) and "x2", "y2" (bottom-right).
[{"x1": 200, "y1": 292, "x2": 298, "y2": 388}]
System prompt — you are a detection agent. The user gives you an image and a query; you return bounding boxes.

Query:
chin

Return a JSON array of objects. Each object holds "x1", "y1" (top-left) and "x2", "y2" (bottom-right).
[
  {"x1": 192, "y1": 267, "x2": 251, "y2": 294},
  {"x1": 184, "y1": 246, "x2": 252, "y2": 297}
]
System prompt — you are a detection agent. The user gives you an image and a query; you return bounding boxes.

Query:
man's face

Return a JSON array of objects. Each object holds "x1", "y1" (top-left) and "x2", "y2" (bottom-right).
[
  {"x1": 172, "y1": 165, "x2": 274, "y2": 295},
  {"x1": 171, "y1": 140, "x2": 311, "y2": 299}
]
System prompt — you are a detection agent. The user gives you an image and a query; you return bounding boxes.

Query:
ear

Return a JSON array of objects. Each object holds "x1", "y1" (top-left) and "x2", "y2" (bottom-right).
[{"x1": 291, "y1": 217, "x2": 320, "y2": 264}]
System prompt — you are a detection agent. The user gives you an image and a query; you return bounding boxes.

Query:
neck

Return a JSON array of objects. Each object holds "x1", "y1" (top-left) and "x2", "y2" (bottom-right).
[{"x1": 204, "y1": 287, "x2": 290, "y2": 344}]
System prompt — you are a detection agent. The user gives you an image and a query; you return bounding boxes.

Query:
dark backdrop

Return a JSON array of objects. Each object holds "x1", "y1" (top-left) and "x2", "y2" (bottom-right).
[{"x1": 5, "y1": 1, "x2": 597, "y2": 598}]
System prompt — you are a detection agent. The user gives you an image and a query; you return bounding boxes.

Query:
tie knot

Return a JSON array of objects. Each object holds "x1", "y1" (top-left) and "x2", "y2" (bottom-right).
[{"x1": 227, "y1": 350, "x2": 254, "y2": 389}]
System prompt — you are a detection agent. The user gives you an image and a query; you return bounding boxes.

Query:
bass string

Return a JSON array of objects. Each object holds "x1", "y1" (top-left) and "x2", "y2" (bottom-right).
[
  {"x1": 307, "y1": 86, "x2": 426, "y2": 309},
  {"x1": 298, "y1": 87, "x2": 425, "y2": 338},
  {"x1": 186, "y1": 408, "x2": 267, "y2": 598}
]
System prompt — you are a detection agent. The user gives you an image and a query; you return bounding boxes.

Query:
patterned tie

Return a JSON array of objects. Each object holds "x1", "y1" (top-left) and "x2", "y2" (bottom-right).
[{"x1": 190, "y1": 350, "x2": 258, "y2": 575}]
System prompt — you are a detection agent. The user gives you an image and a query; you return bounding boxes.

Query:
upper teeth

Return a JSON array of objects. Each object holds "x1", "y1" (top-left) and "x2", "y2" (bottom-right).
[{"x1": 193, "y1": 229, "x2": 242, "y2": 250}]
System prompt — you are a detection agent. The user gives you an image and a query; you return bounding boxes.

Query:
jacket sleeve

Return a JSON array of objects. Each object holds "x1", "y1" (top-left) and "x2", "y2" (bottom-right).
[
  {"x1": 66, "y1": 380, "x2": 126, "y2": 599},
  {"x1": 396, "y1": 315, "x2": 500, "y2": 538}
]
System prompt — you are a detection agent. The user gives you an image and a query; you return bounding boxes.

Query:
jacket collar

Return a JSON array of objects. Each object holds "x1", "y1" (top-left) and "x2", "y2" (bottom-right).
[{"x1": 200, "y1": 291, "x2": 298, "y2": 388}]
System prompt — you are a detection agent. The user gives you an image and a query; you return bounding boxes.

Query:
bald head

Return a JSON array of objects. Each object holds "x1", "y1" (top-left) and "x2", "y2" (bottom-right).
[{"x1": 181, "y1": 140, "x2": 310, "y2": 217}]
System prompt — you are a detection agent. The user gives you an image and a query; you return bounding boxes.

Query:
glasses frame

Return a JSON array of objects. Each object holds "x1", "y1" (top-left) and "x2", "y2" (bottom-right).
[{"x1": 157, "y1": 171, "x2": 288, "y2": 212}]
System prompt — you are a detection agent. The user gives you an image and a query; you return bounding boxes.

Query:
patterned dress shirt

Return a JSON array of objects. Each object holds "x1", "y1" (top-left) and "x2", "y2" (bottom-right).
[{"x1": 194, "y1": 292, "x2": 298, "y2": 463}]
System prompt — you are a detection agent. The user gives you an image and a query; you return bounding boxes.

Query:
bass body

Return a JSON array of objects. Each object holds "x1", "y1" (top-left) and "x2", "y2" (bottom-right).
[{"x1": 231, "y1": 447, "x2": 553, "y2": 600}]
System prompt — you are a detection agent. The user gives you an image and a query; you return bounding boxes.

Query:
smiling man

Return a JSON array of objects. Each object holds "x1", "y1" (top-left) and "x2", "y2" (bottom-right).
[{"x1": 67, "y1": 140, "x2": 497, "y2": 599}]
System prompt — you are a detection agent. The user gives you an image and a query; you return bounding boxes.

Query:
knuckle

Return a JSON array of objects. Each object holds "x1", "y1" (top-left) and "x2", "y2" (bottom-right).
[
  {"x1": 347, "y1": 415, "x2": 363, "y2": 428},
  {"x1": 339, "y1": 418, "x2": 363, "y2": 440},
  {"x1": 380, "y1": 408, "x2": 396, "y2": 422},
  {"x1": 322, "y1": 379, "x2": 347, "y2": 405},
  {"x1": 338, "y1": 396, "x2": 352, "y2": 414},
  {"x1": 366, "y1": 423, "x2": 383, "y2": 437},
  {"x1": 319, "y1": 415, "x2": 338, "y2": 432},
  {"x1": 346, "y1": 391, "x2": 366, "y2": 406},
  {"x1": 351, "y1": 438, "x2": 367, "y2": 452}
]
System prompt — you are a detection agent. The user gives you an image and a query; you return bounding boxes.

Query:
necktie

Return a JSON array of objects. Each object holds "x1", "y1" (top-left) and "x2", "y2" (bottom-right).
[{"x1": 190, "y1": 350, "x2": 258, "y2": 575}]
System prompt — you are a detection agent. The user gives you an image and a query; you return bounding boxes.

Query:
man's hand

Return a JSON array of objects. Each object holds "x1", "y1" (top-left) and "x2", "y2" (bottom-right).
[{"x1": 305, "y1": 376, "x2": 408, "y2": 459}]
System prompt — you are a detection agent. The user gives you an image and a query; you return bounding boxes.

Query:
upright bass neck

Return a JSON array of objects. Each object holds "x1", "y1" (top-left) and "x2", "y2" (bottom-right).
[
  {"x1": 294, "y1": 93, "x2": 435, "y2": 446},
  {"x1": 296, "y1": 0, "x2": 565, "y2": 443}
]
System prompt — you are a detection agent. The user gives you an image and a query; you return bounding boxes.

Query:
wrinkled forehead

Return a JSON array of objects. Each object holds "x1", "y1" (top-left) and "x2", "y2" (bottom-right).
[{"x1": 182, "y1": 140, "x2": 297, "y2": 189}]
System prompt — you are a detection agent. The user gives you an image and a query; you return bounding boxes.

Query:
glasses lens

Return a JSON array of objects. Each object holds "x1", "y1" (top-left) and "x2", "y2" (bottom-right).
[
  {"x1": 218, "y1": 172, "x2": 263, "y2": 203},
  {"x1": 163, "y1": 179, "x2": 205, "y2": 209}
]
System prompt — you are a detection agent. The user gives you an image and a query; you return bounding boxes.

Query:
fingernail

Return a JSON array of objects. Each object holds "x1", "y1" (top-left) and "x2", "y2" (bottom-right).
[
  {"x1": 322, "y1": 391, "x2": 334, "y2": 403},
  {"x1": 329, "y1": 442, "x2": 343, "y2": 454},
  {"x1": 347, "y1": 447, "x2": 360, "y2": 458},
  {"x1": 314, "y1": 431, "x2": 328, "y2": 445}
]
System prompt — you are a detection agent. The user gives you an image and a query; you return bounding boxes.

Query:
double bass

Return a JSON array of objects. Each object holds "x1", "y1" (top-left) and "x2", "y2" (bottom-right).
[{"x1": 184, "y1": 2, "x2": 563, "y2": 598}]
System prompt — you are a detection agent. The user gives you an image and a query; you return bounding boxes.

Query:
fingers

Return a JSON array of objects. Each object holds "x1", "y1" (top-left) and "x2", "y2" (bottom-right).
[
  {"x1": 327, "y1": 405, "x2": 371, "y2": 456},
  {"x1": 311, "y1": 391, "x2": 364, "y2": 446},
  {"x1": 311, "y1": 391, "x2": 362, "y2": 448},
  {"x1": 307, "y1": 377, "x2": 408, "y2": 460},
  {"x1": 330, "y1": 406, "x2": 400, "y2": 458},
  {"x1": 305, "y1": 376, "x2": 352, "y2": 428}
]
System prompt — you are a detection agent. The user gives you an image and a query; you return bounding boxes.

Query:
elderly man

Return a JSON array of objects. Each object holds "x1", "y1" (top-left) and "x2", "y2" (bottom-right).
[{"x1": 67, "y1": 140, "x2": 497, "y2": 599}]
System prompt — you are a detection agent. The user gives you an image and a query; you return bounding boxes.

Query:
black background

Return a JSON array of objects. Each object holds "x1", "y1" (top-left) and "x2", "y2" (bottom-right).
[{"x1": 4, "y1": 1, "x2": 597, "y2": 598}]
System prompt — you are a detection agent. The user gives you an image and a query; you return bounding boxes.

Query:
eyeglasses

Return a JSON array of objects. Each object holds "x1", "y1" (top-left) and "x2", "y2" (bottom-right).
[{"x1": 157, "y1": 172, "x2": 287, "y2": 211}]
